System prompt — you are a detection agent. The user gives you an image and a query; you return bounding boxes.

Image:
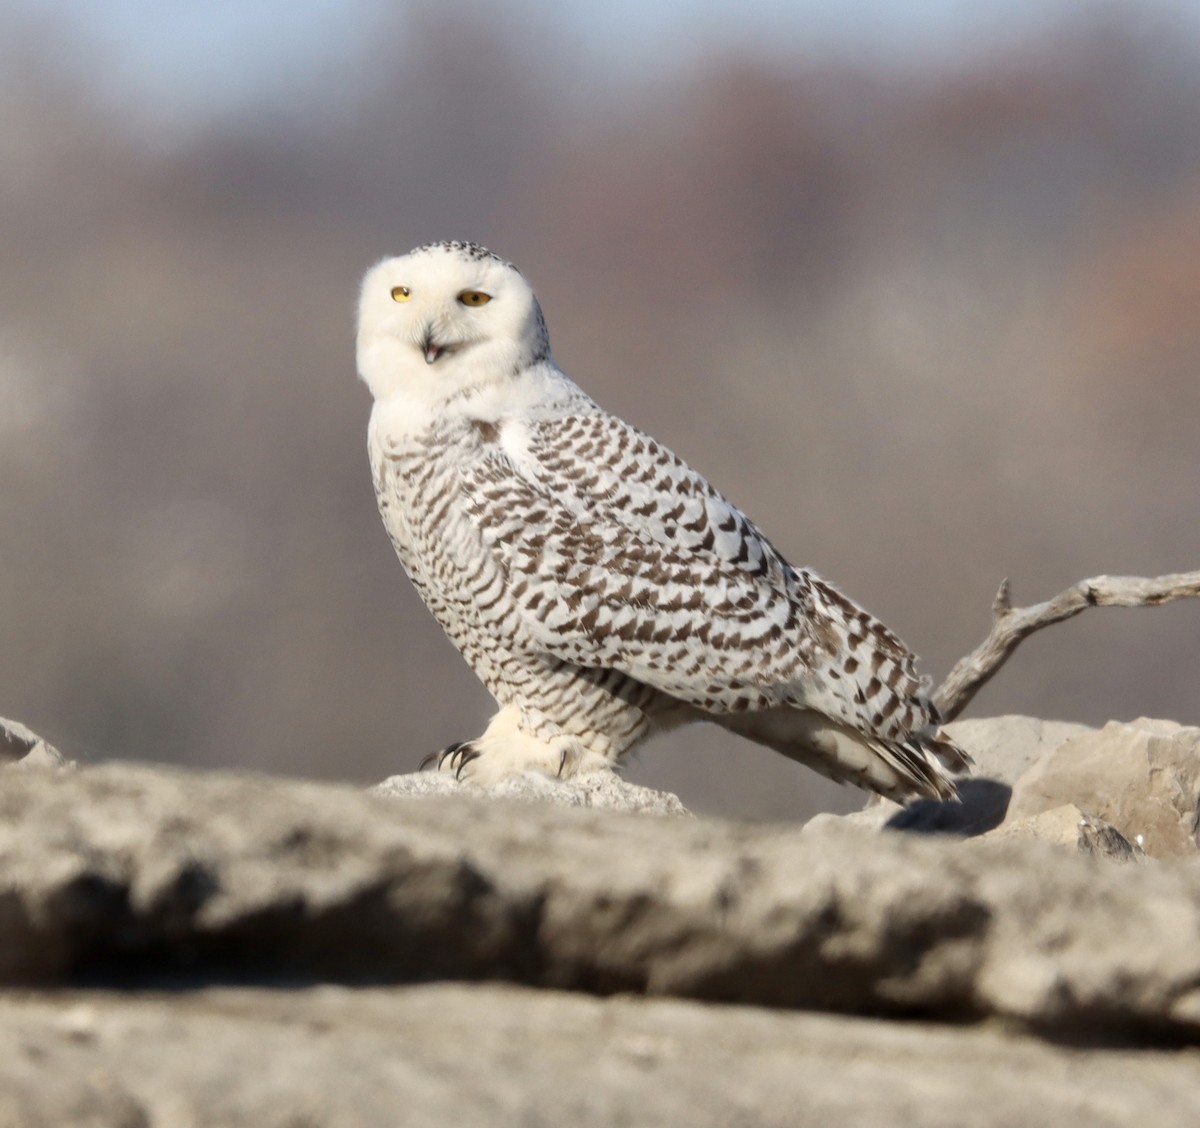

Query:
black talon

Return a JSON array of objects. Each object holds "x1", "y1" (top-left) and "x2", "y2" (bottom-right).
[
  {"x1": 441, "y1": 741, "x2": 471, "y2": 771},
  {"x1": 557, "y1": 749, "x2": 569, "y2": 779},
  {"x1": 422, "y1": 741, "x2": 469, "y2": 772},
  {"x1": 454, "y1": 746, "x2": 482, "y2": 780}
]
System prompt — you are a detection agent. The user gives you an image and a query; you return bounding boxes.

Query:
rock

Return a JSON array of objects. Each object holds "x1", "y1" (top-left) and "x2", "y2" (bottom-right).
[
  {"x1": 2, "y1": 716, "x2": 42, "y2": 762},
  {"x1": 1, "y1": 715, "x2": 71, "y2": 770},
  {"x1": 803, "y1": 798, "x2": 899, "y2": 835},
  {"x1": 8, "y1": 741, "x2": 73, "y2": 771},
  {"x1": 1, "y1": 982, "x2": 1199, "y2": 1128},
  {"x1": 948, "y1": 715, "x2": 1096, "y2": 783},
  {"x1": 373, "y1": 767, "x2": 691, "y2": 816},
  {"x1": 810, "y1": 716, "x2": 1094, "y2": 838},
  {"x1": 813, "y1": 716, "x2": 1199, "y2": 861},
  {"x1": 5, "y1": 750, "x2": 1200, "y2": 1126},
  {"x1": 2, "y1": 762, "x2": 1200, "y2": 1039},
  {"x1": 983, "y1": 803, "x2": 1144, "y2": 860},
  {"x1": 1007, "y1": 718, "x2": 1200, "y2": 858}
]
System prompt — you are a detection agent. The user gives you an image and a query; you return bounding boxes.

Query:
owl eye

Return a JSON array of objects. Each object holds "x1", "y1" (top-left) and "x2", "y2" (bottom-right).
[
  {"x1": 391, "y1": 286, "x2": 412, "y2": 302},
  {"x1": 458, "y1": 290, "x2": 492, "y2": 307}
]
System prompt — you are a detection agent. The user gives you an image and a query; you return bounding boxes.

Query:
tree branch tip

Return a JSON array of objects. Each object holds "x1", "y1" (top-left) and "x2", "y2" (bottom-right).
[{"x1": 991, "y1": 577, "x2": 1012, "y2": 619}]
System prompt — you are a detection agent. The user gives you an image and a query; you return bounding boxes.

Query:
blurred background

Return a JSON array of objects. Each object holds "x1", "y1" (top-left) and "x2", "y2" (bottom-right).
[{"x1": 2, "y1": 0, "x2": 1198, "y2": 821}]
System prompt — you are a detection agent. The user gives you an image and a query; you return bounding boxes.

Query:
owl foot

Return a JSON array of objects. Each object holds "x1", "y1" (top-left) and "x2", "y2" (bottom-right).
[
  {"x1": 419, "y1": 741, "x2": 483, "y2": 779},
  {"x1": 420, "y1": 706, "x2": 612, "y2": 787}
]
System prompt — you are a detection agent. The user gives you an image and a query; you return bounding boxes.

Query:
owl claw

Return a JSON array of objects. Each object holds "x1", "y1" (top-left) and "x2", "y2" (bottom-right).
[
  {"x1": 419, "y1": 740, "x2": 484, "y2": 779},
  {"x1": 443, "y1": 742, "x2": 473, "y2": 771},
  {"x1": 416, "y1": 707, "x2": 611, "y2": 786},
  {"x1": 421, "y1": 741, "x2": 472, "y2": 772},
  {"x1": 454, "y1": 746, "x2": 482, "y2": 780}
]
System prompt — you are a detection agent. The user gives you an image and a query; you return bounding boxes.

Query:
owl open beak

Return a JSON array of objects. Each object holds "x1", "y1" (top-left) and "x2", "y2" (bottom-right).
[{"x1": 421, "y1": 327, "x2": 446, "y2": 365}]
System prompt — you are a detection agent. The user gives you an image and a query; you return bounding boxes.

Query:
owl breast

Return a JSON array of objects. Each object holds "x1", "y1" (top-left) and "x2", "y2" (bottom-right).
[{"x1": 368, "y1": 408, "x2": 683, "y2": 758}]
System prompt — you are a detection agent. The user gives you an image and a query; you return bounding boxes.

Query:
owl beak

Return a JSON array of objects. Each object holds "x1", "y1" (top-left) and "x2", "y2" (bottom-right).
[{"x1": 421, "y1": 327, "x2": 445, "y2": 365}]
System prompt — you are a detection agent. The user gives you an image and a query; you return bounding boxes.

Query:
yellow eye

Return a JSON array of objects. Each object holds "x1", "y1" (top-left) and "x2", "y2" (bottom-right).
[
  {"x1": 391, "y1": 286, "x2": 412, "y2": 302},
  {"x1": 458, "y1": 290, "x2": 492, "y2": 307}
]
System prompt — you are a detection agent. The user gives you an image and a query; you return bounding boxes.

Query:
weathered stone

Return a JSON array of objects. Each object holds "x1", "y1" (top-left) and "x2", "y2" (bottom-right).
[
  {"x1": 949, "y1": 715, "x2": 1096, "y2": 783},
  {"x1": 1, "y1": 715, "x2": 40, "y2": 760},
  {"x1": 1, "y1": 983, "x2": 1198, "y2": 1128},
  {"x1": 808, "y1": 716, "x2": 1094, "y2": 837},
  {"x1": 374, "y1": 766, "x2": 691, "y2": 816},
  {"x1": 10, "y1": 741, "x2": 73, "y2": 771},
  {"x1": 983, "y1": 803, "x2": 1144, "y2": 860},
  {"x1": 1, "y1": 715, "x2": 70, "y2": 770},
  {"x1": 2, "y1": 763, "x2": 1200, "y2": 1039},
  {"x1": 1007, "y1": 718, "x2": 1200, "y2": 858}
]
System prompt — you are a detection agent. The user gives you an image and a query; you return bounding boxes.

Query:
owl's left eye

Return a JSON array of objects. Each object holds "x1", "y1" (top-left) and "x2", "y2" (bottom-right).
[
  {"x1": 391, "y1": 286, "x2": 412, "y2": 302},
  {"x1": 458, "y1": 290, "x2": 492, "y2": 307}
]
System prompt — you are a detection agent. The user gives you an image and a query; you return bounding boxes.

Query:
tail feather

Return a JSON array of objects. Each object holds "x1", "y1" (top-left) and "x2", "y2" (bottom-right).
[
  {"x1": 720, "y1": 709, "x2": 973, "y2": 803},
  {"x1": 877, "y1": 728, "x2": 972, "y2": 801}
]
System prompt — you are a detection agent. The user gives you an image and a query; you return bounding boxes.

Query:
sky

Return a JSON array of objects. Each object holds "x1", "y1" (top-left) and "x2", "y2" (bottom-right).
[{"x1": 11, "y1": 0, "x2": 1198, "y2": 128}]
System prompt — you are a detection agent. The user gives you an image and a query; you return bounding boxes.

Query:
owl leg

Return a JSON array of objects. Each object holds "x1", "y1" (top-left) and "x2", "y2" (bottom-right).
[{"x1": 424, "y1": 704, "x2": 612, "y2": 785}]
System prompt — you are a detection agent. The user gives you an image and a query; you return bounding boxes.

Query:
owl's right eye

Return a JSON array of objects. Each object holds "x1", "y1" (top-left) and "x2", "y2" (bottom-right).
[{"x1": 391, "y1": 286, "x2": 412, "y2": 302}]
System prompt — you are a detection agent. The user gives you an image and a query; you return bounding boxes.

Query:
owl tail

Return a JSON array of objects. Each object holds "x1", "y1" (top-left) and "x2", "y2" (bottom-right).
[{"x1": 720, "y1": 709, "x2": 972, "y2": 803}]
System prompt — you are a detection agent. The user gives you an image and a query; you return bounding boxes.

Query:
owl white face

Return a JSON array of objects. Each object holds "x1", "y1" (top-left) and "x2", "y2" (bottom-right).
[{"x1": 356, "y1": 241, "x2": 548, "y2": 405}]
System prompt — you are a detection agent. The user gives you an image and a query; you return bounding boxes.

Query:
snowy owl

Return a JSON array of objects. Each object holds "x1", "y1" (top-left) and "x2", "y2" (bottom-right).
[{"x1": 358, "y1": 240, "x2": 970, "y2": 800}]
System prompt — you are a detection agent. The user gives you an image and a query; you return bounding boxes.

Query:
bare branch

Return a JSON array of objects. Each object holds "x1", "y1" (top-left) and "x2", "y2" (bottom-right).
[
  {"x1": 933, "y1": 570, "x2": 1200, "y2": 722},
  {"x1": 990, "y1": 578, "x2": 1012, "y2": 620}
]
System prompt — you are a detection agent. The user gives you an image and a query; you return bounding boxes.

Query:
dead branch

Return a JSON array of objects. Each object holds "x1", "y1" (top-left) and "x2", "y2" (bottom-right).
[{"x1": 933, "y1": 570, "x2": 1200, "y2": 722}]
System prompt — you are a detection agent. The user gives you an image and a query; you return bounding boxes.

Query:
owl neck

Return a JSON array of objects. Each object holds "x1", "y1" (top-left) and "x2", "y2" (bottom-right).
[{"x1": 367, "y1": 358, "x2": 587, "y2": 443}]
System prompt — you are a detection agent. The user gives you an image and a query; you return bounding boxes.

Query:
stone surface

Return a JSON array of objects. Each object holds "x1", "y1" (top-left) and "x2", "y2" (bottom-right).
[
  {"x1": 811, "y1": 716, "x2": 1200, "y2": 861},
  {"x1": 949, "y1": 715, "x2": 1096, "y2": 782},
  {"x1": 2, "y1": 982, "x2": 1199, "y2": 1128},
  {"x1": 1, "y1": 715, "x2": 70, "y2": 770},
  {"x1": 374, "y1": 765, "x2": 691, "y2": 816},
  {"x1": 2, "y1": 762, "x2": 1200, "y2": 1038},
  {"x1": 4, "y1": 721, "x2": 1200, "y2": 1128},
  {"x1": 807, "y1": 716, "x2": 1094, "y2": 838},
  {"x1": 1008, "y1": 717, "x2": 1200, "y2": 859},
  {"x1": 2, "y1": 716, "x2": 38, "y2": 759},
  {"x1": 984, "y1": 803, "x2": 1144, "y2": 860},
  {"x1": 7, "y1": 741, "x2": 73, "y2": 771}
]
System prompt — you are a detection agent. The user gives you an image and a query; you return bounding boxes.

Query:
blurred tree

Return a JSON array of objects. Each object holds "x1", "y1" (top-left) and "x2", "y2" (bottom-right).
[{"x1": 0, "y1": 4, "x2": 1197, "y2": 820}]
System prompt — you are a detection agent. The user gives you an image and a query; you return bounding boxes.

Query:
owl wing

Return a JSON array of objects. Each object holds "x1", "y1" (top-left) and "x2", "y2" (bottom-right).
[{"x1": 460, "y1": 408, "x2": 936, "y2": 738}]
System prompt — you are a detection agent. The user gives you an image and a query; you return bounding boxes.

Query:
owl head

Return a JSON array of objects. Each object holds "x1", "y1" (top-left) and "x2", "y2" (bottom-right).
[{"x1": 357, "y1": 241, "x2": 550, "y2": 403}]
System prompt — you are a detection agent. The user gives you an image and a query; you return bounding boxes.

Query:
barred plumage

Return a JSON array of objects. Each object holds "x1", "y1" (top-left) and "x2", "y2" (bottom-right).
[{"x1": 358, "y1": 241, "x2": 970, "y2": 801}]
